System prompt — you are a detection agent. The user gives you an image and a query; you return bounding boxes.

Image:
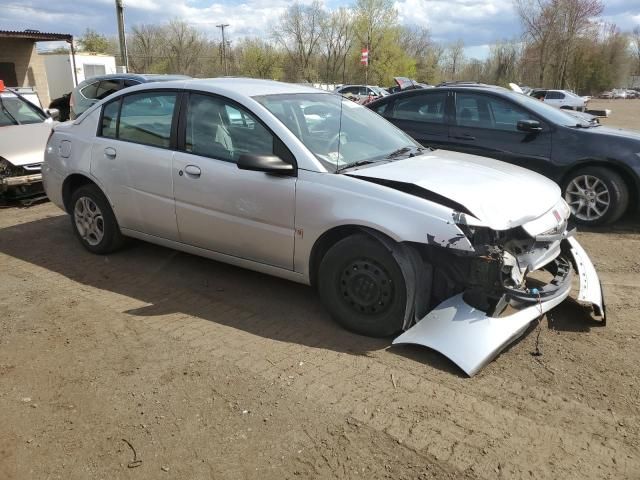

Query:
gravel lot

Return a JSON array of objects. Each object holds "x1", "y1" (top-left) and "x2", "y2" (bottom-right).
[{"x1": 1, "y1": 100, "x2": 639, "y2": 479}]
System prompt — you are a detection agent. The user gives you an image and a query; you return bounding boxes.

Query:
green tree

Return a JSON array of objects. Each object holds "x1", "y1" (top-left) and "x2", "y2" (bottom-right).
[
  {"x1": 77, "y1": 28, "x2": 111, "y2": 53},
  {"x1": 237, "y1": 38, "x2": 283, "y2": 79}
]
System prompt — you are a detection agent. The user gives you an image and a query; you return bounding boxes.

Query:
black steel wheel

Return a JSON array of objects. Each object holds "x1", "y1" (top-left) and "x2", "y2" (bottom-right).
[{"x1": 318, "y1": 233, "x2": 406, "y2": 337}]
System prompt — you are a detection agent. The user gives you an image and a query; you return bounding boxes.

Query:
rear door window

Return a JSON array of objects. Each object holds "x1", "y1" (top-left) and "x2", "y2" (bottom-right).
[
  {"x1": 392, "y1": 92, "x2": 448, "y2": 123},
  {"x1": 100, "y1": 92, "x2": 177, "y2": 148},
  {"x1": 96, "y1": 79, "x2": 122, "y2": 100},
  {"x1": 80, "y1": 81, "x2": 100, "y2": 99},
  {"x1": 100, "y1": 99, "x2": 120, "y2": 139}
]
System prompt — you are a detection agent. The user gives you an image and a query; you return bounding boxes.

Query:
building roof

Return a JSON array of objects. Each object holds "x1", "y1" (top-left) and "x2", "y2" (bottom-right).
[{"x1": 0, "y1": 30, "x2": 73, "y2": 42}]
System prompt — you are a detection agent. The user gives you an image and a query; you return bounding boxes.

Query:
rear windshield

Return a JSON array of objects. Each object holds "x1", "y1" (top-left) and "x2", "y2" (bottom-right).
[{"x1": 0, "y1": 93, "x2": 46, "y2": 126}]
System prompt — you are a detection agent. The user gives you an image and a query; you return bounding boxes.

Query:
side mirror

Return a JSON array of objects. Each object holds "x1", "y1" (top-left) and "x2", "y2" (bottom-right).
[
  {"x1": 237, "y1": 154, "x2": 295, "y2": 175},
  {"x1": 47, "y1": 108, "x2": 60, "y2": 121},
  {"x1": 517, "y1": 119, "x2": 542, "y2": 133}
]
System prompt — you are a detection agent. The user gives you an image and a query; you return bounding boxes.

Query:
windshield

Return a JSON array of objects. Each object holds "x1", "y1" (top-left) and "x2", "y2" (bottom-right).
[
  {"x1": 504, "y1": 91, "x2": 589, "y2": 127},
  {"x1": 254, "y1": 93, "x2": 419, "y2": 171},
  {"x1": 0, "y1": 93, "x2": 46, "y2": 126}
]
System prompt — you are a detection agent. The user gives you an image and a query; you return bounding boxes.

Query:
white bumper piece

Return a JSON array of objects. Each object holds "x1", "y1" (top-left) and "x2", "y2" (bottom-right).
[{"x1": 392, "y1": 238, "x2": 604, "y2": 376}]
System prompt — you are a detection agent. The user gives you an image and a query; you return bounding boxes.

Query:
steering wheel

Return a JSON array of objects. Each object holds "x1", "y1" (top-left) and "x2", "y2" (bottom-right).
[{"x1": 328, "y1": 131, "x2": 348, "y2": 151}]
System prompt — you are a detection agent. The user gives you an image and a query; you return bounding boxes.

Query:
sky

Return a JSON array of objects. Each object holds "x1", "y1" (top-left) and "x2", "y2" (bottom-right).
[{"x1": 1, "y1": 0, "x2": 640, "y2": 59}]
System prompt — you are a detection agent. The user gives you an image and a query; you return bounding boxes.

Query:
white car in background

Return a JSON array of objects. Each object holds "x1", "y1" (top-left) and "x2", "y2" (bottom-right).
[
  {"x1": 532, "y1": 89, "x2": 588, "y2": 111},
  {"x1": 43, "y1": 78, "x2": 605, "y2": 376}
]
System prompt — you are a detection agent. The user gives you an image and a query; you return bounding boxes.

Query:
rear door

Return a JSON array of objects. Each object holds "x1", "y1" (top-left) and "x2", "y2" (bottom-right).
[
  {"x1": 378, "y1": 91, "x2": 450, "y2": 149},
  {"x1": 544, "y1": 91, "x2": 565, "y2": 108},
  {"x1": 448, "y1": 91, "x2": 553, "y2": 174},
  {"x1": 90, "y1": 90, "x2": 180, "y2": 240}
]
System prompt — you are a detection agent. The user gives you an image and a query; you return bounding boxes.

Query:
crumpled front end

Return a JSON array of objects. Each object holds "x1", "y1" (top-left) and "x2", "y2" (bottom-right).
[
  {"x1": 0, "y1": 157, "x2": 43, "y2": 198},
  {"x1": 393, "y1": 200, "x2": 605, "y2": 376}
]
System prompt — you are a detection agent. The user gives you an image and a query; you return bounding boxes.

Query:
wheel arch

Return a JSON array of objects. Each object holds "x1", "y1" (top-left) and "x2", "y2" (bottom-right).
[
  {"x1": 308, "y1": 225, "x2": 398, "y2": 288},
  {"x1": 62, "y1": 173, "x2": 103, "y2": 214},
  {"x1": 560, "y1": 160, "x2": 639, "y2": 213}
]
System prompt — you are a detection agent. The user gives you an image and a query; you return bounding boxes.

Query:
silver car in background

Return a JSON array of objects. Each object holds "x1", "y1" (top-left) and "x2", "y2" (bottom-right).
[
  {"x1": 43, "y1": 78, "x2": 605, "y2": 376},
  {"x1": 70, "y1": 73, "x2": 191, "y2": 119},
  {"x1": 0, "y1": 83, "x2": 57, "y2": 199}
]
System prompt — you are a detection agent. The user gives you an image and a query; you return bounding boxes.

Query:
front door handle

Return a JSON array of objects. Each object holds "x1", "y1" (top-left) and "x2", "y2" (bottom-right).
[
  {"x1": 184, "y1": 165, "x2": 201, "y2": 177},
  {"x1": 104, "y1": 147, "x2": 117, "y2": 158}
]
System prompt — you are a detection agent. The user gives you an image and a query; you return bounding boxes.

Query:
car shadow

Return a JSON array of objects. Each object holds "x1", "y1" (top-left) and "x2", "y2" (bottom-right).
[
  {"x1": 0, "y1": 214, "x2": 601, "y2": 377},
  {"x1": 579, "y1": 212, "x2": 640, "y2": 235}
]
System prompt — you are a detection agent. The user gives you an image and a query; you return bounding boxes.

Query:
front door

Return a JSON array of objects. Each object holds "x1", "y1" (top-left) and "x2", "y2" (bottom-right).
[
  {"x1": 448, "y1": 92, "x2": 553, "y2": 176},
  {"x1": 172, "y1": 92, "x2": 296, "y2": 270}
]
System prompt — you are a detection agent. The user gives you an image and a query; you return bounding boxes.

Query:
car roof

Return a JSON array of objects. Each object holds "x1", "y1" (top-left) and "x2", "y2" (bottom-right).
[
  {"x1": 127, "y1": 77, "x2": 329, "y2": 97},
  {"x1": 365, "y1": 83, "x2": 520, "y2": 107},
  {"x1": 79, "y1": 73, "x2": 191, "y2": 86}
]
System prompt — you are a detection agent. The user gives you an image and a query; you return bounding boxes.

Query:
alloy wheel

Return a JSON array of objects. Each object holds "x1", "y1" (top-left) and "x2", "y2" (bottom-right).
[
  {"x1": 564, "y1": 174, "x2": 610, "y2": 222},
  {"x1": 74, "y1": 196, "x2": 105, "y2": 246}
]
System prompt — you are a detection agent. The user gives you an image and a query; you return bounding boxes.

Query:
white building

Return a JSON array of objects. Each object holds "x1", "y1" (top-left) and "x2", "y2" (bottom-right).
[{"x1": 42, "y1": 52, "x2": 116, "y2": 99}]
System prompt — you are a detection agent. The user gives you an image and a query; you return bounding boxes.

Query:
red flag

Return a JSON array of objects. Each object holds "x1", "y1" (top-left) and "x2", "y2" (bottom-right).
[{"x1": 360, "y1": 48, "x2": 369, "y2": 66}]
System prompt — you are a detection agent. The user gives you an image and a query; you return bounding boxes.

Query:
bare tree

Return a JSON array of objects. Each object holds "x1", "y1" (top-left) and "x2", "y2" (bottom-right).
[
  {"x1": 632, "y1": 26, "x2": 640, "y2": 75},
  {"x1": 320, "y1": 7, "x2": 353, "y2": 84},
  {"x1": 515, "y1": 0, "x2": 603, "y2": 87},
  {"x1": 445, "y1": 39, "x2": 465, "y2": 80},
  {"x1": 128, "y1": 24, "x2": 165, "y2": 73},
  {"x1": 165, "y1": 20, "x2": 207, "y2": 76},
  {"x1": 489, "y1": 40, "x2": 522, "y2": 84},
  {"x1": 553, "y1": 0, "x2": 604, "y2": 87},
  {"x1": 515, "y1": 0, "x2": 560, "y2": 85},
  {"x1": 273, "y1": 1, "x2": 325, "y2": 82}
]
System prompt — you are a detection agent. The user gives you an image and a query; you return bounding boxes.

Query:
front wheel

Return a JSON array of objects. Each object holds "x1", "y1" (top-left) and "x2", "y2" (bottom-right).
[
  {"x1": 317, "y1": 234, "x2": 406, "y2": 337},
  {"x1": 563, "y1": 167, "x2": 629, "y2": 226}
]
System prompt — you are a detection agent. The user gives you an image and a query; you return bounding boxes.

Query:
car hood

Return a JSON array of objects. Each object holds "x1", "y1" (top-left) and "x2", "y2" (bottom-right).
[
  {"x1": 347, "y1": 150, "x2": 561, "y2": 230},
  {"x1": 0, "y1": 121, "x2": 52, "y2": 166},
  {"x1": 582, "y1": 125, "x2": 640, "y2": 142}
]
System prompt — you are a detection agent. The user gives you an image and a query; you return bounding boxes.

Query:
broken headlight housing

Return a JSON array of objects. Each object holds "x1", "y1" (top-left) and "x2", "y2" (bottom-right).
[{"x1": 0, "y1": 157, "x2": 22, "y2": 179}]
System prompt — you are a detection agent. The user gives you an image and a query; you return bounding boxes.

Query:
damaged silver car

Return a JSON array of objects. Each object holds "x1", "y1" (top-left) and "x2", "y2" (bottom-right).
[
  {"x1": 42, "y1": 79, "x2": 604, "y2": 376},
  {"x1": 0, "y1": 81, "x2": 57, "y2": 199}
]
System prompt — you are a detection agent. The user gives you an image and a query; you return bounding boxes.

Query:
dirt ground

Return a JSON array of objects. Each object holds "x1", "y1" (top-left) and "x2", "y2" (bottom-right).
[
  {"x1": 1, "y1": 101, "x2": 639, "y2": 479},
  {"x1": 588, "y1": 98, "x2": 640, "y2": 130}
]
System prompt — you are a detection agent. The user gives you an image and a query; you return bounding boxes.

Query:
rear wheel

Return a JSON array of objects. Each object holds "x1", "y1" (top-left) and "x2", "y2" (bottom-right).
[
  {"x1": 318, "y1": 234, "x2": 406, "y2": 337},
  {"x1": 70, "y1": 184, "x2": 124, "y2": 254},
  {"x1": 563, "y1": 166, "x2": 628, "y2": 226}
]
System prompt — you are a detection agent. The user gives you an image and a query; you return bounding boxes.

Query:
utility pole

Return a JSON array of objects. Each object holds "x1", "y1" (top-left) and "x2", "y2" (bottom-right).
[
  {"x1": 216, "y1": 23, "x2": 230, "y2": 75},
  {"x1": 115, "y1": 0, "x2": 129, "y2": 72}
]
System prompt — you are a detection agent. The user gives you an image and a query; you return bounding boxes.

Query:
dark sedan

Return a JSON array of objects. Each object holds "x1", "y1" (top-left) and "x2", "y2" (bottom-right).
[{"x1": 368, "y1": 84, "x2": 639, "y2": 225}]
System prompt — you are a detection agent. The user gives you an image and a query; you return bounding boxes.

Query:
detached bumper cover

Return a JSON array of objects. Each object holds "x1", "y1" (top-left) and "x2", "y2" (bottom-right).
[
  {"x1": 1, "y1": 173, "x2": 42, "y2": 188},
  {"x1": 393, "y1": 237, "x2": 604, "y2": 377}
]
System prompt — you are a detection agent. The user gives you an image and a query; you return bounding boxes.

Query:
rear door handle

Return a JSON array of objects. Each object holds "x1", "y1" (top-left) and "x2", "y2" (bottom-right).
[
  {"x1": 104, "y1": 147, "x2": 117, "y2": 158},
  {"x1": 453, "y1": 134, "x2": 476, "y2": 141},
  {"x1": 184, "y1": 165, "x2": 201, "y2": 177}
]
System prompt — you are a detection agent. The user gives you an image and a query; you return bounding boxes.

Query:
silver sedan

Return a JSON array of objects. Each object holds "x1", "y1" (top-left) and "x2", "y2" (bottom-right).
[{"x1": 43, "y1": 78, "x2": 605, "y2": 376}]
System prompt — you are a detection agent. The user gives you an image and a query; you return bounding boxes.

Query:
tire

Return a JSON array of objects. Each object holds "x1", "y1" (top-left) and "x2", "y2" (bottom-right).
[
  {"x1": 317, "y1": 234, "x2": 406, "y2": 337},
  {"x1": 70, "y1": 184, "x2": 124, "y2": 254},
  {"x1": 563, "y1": 166, "x2": 629, "y2": 226}
]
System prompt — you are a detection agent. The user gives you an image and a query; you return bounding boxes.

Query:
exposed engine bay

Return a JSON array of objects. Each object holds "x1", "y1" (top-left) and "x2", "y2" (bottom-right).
[{"x1": 383, "y1": 202, "x2": 605, "y2": 377}]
